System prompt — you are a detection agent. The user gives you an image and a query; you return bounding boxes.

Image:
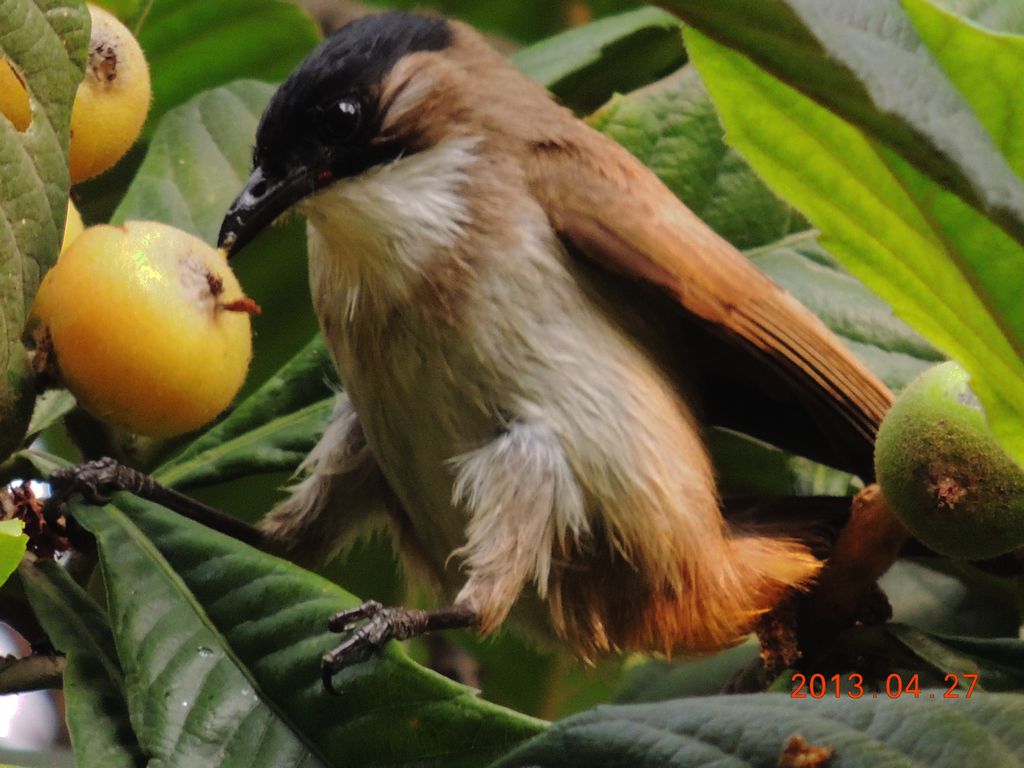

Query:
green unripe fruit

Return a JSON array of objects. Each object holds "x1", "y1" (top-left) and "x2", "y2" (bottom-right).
[{"x1": 875, "y1": 361, "x2": 1024, "y2": 559}]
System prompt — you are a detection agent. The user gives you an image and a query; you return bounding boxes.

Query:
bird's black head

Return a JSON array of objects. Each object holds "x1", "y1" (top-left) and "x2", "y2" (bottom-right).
[{"x1": 218, "y1": 13, "x2": 453, "y2": 255}]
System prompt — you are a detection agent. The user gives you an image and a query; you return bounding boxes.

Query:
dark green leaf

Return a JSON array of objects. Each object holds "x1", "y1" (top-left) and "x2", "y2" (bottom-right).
[
  {"x1": 889, "y1": 625, "x2": 1024, "y2": 692},
  {"x1": 132, "y1": 0, "x2": 319, "y2": 136},
  {"x1": 0, "y1": 0, "x2": 88, "y2": 461},
  {"x1": 17, "y1": 446, "x2": 70, "y2": 477},
  {"x1": 25, "y1": 389, "x2": 76, "y2": 444},
  {"x1": 155, "y1": 336, "x2": 335, "y2": 490},
  {"x1": 708, "y1": 429, "x2": 859, "y2": 497},
  {"x1": 495, "y1": 693, "x2": 1024, "y2": 767},
  {"x1": 20, "y1": 559, "x2": 145, "y2": 767},
  {"x1": 663, "y1": 0, "x2": 1024, "y2": 466},
  {"x1": 93, "y1": 0, "x2": 139, "y2": 19},
  {"x1": 881, "y1": 559, "x2": 1018, "y2": 638},
  {"x1": 74, "y1": 496, "x2": 544, "y2": 767},
  {"x1": 364, "y1": 0, "x2": 642, "y2": 44},
  {"x1": 613, "y1": 642, "x2": 760, "y2": 703},
  {"x1": 155, "y1": 397, "x2": 332, "y2": 491},
  {"x1": 513, "y1": 7, "x2": 686, "y2": 113}
]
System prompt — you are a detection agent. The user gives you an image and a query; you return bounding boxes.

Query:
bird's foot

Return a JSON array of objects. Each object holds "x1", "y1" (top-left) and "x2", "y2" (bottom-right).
[
  {"x1": 46, "y1": 457, "x2": 270, "y2": 550},
  {"x1": 48, "y1": 457, "x2": 151, "y2": 507},
  {"x1": 322, "y1": 601, "x2": 476, "y2": 693}
]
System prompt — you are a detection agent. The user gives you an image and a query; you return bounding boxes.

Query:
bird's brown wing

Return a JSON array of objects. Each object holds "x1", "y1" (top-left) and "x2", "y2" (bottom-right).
[{"x1": 527, "y1": 132, "x2": 893, "y2": 479}]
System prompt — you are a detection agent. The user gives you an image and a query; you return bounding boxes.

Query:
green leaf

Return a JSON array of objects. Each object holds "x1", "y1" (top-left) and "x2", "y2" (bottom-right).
[
  {"x1": 0, "y1": 0, "x2": 88, "y2": 462},
  {"x1": 495, "y1": 693, "x2": 1024, "y2": 767},
  {"x1": 0, "y1": 520, "x2": 27, "y2": 587},
  {"x1": 74, "y1": 496, "x2": 544, "y2": 767},
  {"x1": 20, "y1": 559, "x2": 145, "y2": 767},
  {"x1": 613, "y1": 642, "x2": 760, "y2": 704},
  {"x1": 708, "y1": 428, "x2": 860, "y2": 497},
  {"x1": 16, "y1": 446, "x2": 70, "y2": 477},
  {"x1": 364, "y1": 0, "x2": 642, "y2": 45},
  {"x1": 887, "y1": 624, "x2": 1024, "y2": 692},
  {"x1": 154, "y1": 336, "x2": 335, "y2": 490},
  {"x1": 132, "y1": 0, "x2": 319, "y2": 137},
  {"x1": 25, "y1": 389, "x2": 76, "y2": 444},
  {"x1": 924, "y1": 0, "x2": 1024, "y2": 33},
  {"x1": 93, "y1": 0, "x2": 139, "y2": 19},
  {"x1": 902, "y1": 0, "x2": 1024, "y2": 175},
  {"x1": 881, "y1": 560, "x2": 1019, "y2": 638},
  {"x1": 513, "y1": 7, "x2": 686, "y2": 112},
  {"x1": 665, "y1": 2, "x2": 1024, "y2": 466},
  {"x1": 660, "y1": 0, "x2": 1024, "y2": 237}
]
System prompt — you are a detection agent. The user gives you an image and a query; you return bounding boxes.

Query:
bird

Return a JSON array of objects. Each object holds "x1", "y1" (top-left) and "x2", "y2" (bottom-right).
[{"x1": 217, "y1": 11, "x2": 895, "y2": 687}]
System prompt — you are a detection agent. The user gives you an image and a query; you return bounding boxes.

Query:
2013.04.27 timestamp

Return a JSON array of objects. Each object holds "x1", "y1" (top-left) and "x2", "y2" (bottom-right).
[{"x1": 790, "y1": 673, "x2": 979, "y2": 699}]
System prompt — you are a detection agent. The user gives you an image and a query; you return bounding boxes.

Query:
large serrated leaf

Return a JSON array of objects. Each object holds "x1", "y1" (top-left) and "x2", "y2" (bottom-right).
[
  {"x1": 662, "y1": 0, "x2": 1024, "y2": 468},
  {"x1": 130, "y1": 0, "x2": 319, "y2": 137},
  {"x1": 902, "y1": 0, "x2": 1024, "y2": 176},
  {"x1": 512, "y1": 7, "x2": 686, "y2": 113},
  {"x1": 0, "y1": 0, "x2": 87, "y2": 461},
  {"x1": 20, "y1": 559, "x2": 145, "y2": 767},
  {"x1": 930, "y1": 0, "x2": 1024, "y2": 31},
  {"x1": 495, "y1": 693, "x2": 1024, "y2": 767},
  {"x1": 73, "y1": 495, "x2": 544, "y2": 767}
]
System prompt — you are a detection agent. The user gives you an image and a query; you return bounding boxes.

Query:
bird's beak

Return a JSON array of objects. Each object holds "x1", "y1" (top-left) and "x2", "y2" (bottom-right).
[{"x1": 218, "y1": 164, "x2": 321, "y2": 256}]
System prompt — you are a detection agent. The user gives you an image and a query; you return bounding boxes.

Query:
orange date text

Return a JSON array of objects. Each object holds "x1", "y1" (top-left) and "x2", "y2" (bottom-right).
[{"x1": 789, "y1": 673, "x2": 978, "y2": 699}]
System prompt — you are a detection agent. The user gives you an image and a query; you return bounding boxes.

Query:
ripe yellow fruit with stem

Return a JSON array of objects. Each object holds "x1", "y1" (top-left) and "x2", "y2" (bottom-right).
[
  {"x1": 69, "y1": 4, "x2": 151, "y2": 182},
  {"x1": 0, "y1": 6, "x2": 151, "y2": 181},
  {"x1": 30, "y1": 221, "x2": 255, "y2": 437}
]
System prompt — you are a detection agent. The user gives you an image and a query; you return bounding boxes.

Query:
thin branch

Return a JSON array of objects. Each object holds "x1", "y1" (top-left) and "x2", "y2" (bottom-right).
[{"x1": 0, "y1": 653, "x2": 64, "y2": 694}]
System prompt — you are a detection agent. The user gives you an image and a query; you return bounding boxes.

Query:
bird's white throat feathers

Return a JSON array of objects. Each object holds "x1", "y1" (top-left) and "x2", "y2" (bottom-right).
[{"x1": 301, "y1": 137, "x2": 479, "y2": 320}]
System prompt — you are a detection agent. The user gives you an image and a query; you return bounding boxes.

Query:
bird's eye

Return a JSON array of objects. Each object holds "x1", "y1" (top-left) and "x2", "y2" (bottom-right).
[{"x1": 316, "y1": 97, "x2": 362, "y2": 143}]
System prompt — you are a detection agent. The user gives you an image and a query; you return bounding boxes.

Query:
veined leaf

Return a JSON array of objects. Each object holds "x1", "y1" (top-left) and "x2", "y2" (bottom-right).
[
  {"x1": 21, "y1": 559, "x2": 145, "y2": 766},
  {"x1": 0, "y1": 0, "x2": 88, "y2": 461},
  {"x1": 74, "y1": 496, "x2": 544, "y2": 767},
  {"x1": 512, "y1": 7, "x2": 685, "y2": 113},
  {"x1": 495, "y1": 693, "x2": 1024, "y2": 767}
]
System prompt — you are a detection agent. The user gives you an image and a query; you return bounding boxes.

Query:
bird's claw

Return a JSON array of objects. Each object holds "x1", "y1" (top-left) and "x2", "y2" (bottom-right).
[
  {"x1": 49, "y1": 457, "x2": 140, "y2": 506},
  {"x1": 321, "y1": 601, "x2": 413, "y2": 694},
  {"x1": 326, "y1": 599, "x2": 384, "y2": 632},
  {"x1": 320, "y1": 601, "x2": 477, "y2": 694}
]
